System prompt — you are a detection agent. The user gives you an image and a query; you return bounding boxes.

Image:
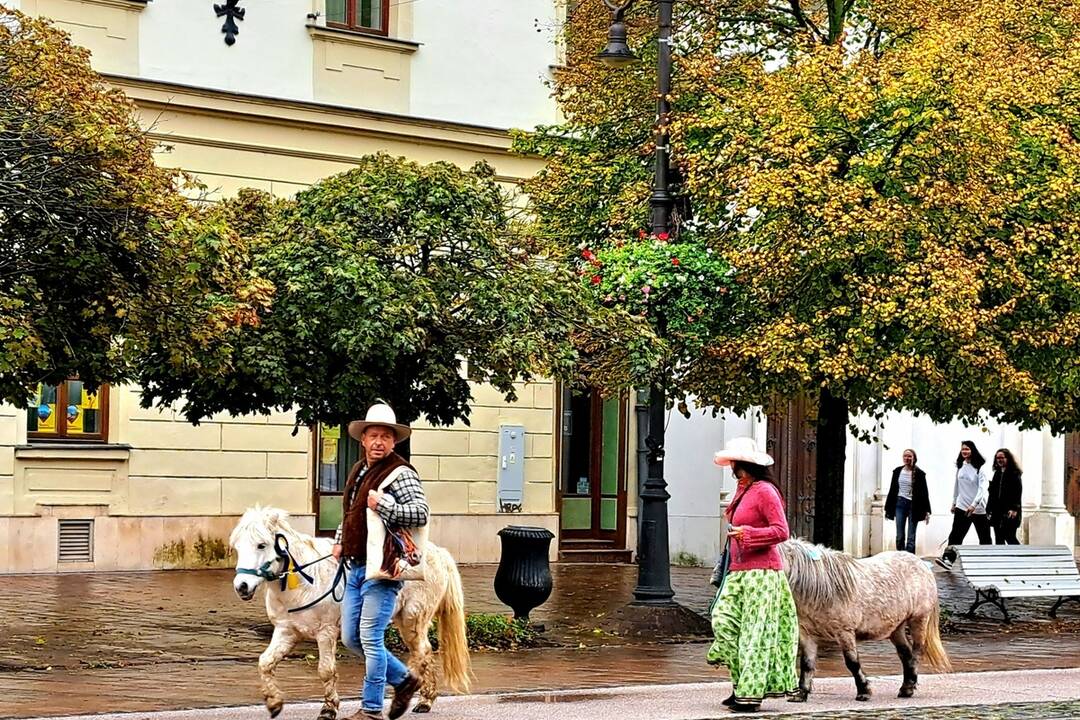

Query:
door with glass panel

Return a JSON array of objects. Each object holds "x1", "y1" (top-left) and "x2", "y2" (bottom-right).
[
  {"x1": 558, "y1": 388, "x2": 627, "y2": 546},
  {"x1": 313, "y1": 425, "x2": 361, "y2": 537}
]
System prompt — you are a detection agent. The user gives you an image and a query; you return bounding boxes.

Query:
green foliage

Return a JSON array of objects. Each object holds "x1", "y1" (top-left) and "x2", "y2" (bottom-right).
[
  {"x1": 0, "y1": 9, "x2": 177, "y2": 402},
  {"x1": 577, "y1": 233, "x2": 740, "y2": 396},
  {"x1": 137, "y1": 153, "x2": 652, "y2": 427},
  {"x1": 672, "y1": 550, "x2": 704, "y2": 567},
  {"x1": 384, "y1": 613, "x2": 541, "y2": 652},
  {"x1": 518, "y1": 0, "x2": 1080, "y2": 435},
  {"x1": 0, "y1": 9, "x2": 269, "y2": 406}
]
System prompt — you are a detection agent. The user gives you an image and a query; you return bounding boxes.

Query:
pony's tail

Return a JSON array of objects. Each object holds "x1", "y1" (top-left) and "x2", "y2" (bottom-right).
[
  {"x1": 436, "y1": 552, "x2": 472, "y2": 694},
  {"x1": 922, "y1": 597, "x2": 952, "y2": 673}
]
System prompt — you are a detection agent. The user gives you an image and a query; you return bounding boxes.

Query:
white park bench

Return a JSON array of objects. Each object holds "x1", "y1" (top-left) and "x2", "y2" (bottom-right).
[{"x1": 949, "y1": 544, "x2": 1080, "y2": 623}]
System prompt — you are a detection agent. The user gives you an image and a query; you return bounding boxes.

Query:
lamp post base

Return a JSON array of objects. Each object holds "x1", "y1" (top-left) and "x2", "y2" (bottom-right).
[{"x1": 608, "y1": 601, "x2": 710, "y2": 638}]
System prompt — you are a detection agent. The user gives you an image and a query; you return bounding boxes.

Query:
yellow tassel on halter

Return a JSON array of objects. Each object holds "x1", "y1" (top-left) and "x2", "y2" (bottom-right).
[{"x1": 286, "y1": 560, "x2": 301, "y2": 590}]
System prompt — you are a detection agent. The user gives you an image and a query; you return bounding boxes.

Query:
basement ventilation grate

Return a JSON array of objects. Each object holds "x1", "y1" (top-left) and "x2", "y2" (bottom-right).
[{"x1": 57, "y1": 519, "x2": 94, "y2": 563}]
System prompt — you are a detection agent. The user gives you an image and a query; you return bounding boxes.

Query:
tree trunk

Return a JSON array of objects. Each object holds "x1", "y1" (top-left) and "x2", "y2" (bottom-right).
[
  {"x1": 826, "y1": 0, "x2": 848, "y2": 45},
  {"x1": 812, "y1": 387, "x2": 848, "y2": 550}
]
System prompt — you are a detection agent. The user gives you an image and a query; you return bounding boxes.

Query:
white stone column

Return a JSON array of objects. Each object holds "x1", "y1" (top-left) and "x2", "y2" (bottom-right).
[
  {"x1": 1026, "y1": 427, "x2": 1076, "y2": 546},
  {"x1": 848, "y1": 425, "x2": 882, "y2": 558}
]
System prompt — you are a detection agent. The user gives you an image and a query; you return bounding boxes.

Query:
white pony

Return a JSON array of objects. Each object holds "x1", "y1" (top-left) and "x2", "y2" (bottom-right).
[{"x1": 230, "y1": 507, "x2": 471, "y2": 719}]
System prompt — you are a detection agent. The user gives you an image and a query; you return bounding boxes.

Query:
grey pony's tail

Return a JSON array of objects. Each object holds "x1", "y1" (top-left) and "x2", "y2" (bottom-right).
[{"x1": 922, "y1": 597, "x2": 952, "y2": 673}]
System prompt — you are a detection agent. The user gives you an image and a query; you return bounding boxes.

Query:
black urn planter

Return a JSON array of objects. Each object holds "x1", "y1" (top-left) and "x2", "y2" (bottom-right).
[{"x1": 494, "y1": 526, "x2": 554, "y2": 621}]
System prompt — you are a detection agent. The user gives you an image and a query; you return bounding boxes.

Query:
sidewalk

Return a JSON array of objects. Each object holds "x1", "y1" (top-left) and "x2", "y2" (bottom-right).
[
  {"x1": 2, "y1": 562, "x2": 1079, "y2": 717},
  {"x1": 23, "y1": 668, "x2": 1080, "y2": 720}
]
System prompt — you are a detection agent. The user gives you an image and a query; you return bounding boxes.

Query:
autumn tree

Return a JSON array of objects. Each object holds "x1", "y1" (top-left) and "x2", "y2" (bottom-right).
[
  {"x1": 136, "y1": 154, "x2": 652, "y2": 428},
  {"x1": 520, "y1": 0, "x2": 1080, "y2": 547},
  {"x1": 0, "y1": 9, "x2": 267, "y2": 406}
]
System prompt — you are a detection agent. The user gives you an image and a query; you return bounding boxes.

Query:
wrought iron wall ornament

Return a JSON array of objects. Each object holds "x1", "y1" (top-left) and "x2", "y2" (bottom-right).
[{"x1": 214, "y1": 0, "x2": 245, "y2": 45}]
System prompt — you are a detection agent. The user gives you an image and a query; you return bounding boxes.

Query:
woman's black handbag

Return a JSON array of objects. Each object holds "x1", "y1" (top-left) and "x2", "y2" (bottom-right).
[{"x1": 707, "y1": 538, "x2": 732, "y2": 615}]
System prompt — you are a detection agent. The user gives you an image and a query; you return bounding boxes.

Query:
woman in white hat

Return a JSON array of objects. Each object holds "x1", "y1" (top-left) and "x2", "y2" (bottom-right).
[{"x1": 706, "y1": 437, "x2": 798, "y2": 713}]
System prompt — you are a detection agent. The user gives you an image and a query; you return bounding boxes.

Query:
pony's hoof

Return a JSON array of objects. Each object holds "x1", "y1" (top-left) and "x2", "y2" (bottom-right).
[
  {"x1": 898, "y1": 686, "x2": 916, "y2": 698},
  {"x1": 412, "y1": 704, "x2": 431, "y2": 714},
  {"x1": 268, "y1": 705, "x2": 284, "y2": 719},
  {"x1": 856, "y1": 693, "x2": 871, "y2": 702},
  {"x1": 317, "y1": 707, "x2": 337, "y2": 720}
]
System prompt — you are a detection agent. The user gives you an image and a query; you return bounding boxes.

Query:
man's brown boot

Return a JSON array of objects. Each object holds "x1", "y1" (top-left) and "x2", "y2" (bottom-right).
[{"x1": 388, "y1": 673, "x2": 421, "y2": 720}]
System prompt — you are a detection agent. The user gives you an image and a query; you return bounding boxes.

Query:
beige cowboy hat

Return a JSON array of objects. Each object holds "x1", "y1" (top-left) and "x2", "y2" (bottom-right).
[
  {"x1": 713, "y1": 436, "x2": 774, "y2": 468},
  {"x1": 347, "y1": 403, "x2": 411, "y2": 444}
]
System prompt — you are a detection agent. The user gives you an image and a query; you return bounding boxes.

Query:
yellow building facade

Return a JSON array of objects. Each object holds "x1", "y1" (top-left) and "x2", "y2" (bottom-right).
[{"x1": 0, "y1": 0, "x2": 644, "y2": 574}]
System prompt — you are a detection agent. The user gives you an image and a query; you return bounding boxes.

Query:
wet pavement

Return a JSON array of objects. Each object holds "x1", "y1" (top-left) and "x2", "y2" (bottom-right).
[
  {"x1": 1, "y1": 563, "x2": 1079, "y2": 717},
  {"x1": 17, "y1": 668, "x2": 1080, "y2": 720}
]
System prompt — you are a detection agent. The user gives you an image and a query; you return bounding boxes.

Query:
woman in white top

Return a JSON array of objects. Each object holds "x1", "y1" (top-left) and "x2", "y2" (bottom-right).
[{"x1": 937, "y1": 441, "x2": 991, "y2": 569}]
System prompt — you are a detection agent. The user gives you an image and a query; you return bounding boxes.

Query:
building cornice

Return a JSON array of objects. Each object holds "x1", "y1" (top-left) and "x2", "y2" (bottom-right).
[
  {"x1": 306, "y1": 24, "x2": 420, "y2": 54},
  {"x1": 107, "y1": 74, "x2": 525, "y2": 157},
  {"x1": 146, "y1": 132, "x2": 524, "y2": 186},
  {"x1": 64, "y1": 0, "x2": 147, "y2": 11}
]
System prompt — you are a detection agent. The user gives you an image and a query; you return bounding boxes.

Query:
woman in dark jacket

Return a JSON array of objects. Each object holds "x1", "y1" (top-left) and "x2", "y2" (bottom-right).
[
  {"x1": 988, "y1": 448, "x2": 1023, "y2": 545},
  {"x1": 884, "y1": 449, "x2": 932, "y2": 554}
]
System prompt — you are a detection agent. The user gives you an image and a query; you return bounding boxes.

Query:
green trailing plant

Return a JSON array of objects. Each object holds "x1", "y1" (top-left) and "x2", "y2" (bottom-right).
[{"x1": 383, "y1": 613, "x2": 541, "y2": 652}]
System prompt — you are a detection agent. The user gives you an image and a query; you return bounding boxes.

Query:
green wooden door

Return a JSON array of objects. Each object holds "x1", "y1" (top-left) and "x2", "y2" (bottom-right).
[{"x1": 559, "y1": 389, "x2": 626, "y2": 544}]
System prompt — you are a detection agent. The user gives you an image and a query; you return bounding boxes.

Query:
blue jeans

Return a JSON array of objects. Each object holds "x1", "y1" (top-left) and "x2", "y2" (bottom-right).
[
  {"x1": 341, "y1": 565, "x2": 408, "y2": 712},
  {"x1": 894, "y1": 496, "x2": 918, "y2": 553}
]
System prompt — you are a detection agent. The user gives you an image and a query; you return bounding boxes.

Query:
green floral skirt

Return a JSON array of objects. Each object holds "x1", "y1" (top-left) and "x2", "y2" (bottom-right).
[{"x1": 707, "y1": 568, "x2": 799, "y2": 703}]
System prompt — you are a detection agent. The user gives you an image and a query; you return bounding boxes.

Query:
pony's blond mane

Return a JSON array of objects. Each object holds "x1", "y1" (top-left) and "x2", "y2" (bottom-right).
[
  {"x1": 780, "y1": 537, "x2": 858, "y2": 606},
  {"x1": 229, "y1": 505, "x2": 292, "y2": 547}
]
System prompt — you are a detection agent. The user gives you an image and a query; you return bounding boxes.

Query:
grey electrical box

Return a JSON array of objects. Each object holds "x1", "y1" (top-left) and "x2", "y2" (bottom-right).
[{"x1": 497, "y1": 424, "x2": 525, "y2": 513}]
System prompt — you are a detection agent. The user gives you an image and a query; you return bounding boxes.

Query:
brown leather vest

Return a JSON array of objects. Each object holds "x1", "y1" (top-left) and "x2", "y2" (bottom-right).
[{"x1": 339, "y1": 452, "x2": 412, "y2": 561}]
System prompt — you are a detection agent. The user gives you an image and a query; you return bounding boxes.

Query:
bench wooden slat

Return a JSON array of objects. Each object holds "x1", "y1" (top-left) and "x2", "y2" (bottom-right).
[
  {"x1": 989, "y1": 587, "x2": 1080, "y2": 595},
  {"x1": 954, "y1": 544, "x2": 1070, "y2": 551},
  {"x1": 954, "y1": 546, "x2": 1073, "y2": 556},
  {"x1": 963, "y1": 567, "x2": 1080, "y2": 577},
  {"x1": 970, "y1": 579, "x2": 1080, "y2": 589},
  {"x1": 959, "y1": 557, "x2": 1075, "y2": 561},
  {"x1": 961, "y1": 561, "x2": 1078, "y2": 570},
  {"x1": 973, "y1": 578, "x2": 1080, "y2": 587}
]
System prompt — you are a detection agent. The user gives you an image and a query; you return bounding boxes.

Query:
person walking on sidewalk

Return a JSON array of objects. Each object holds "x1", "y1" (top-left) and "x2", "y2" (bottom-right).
[
  {"x1": 707, "y1": 437, "x2": 798, "y2": 714},
  {"x1": 332, "y1": 403, "x2": 429, "y2": 720},
  {"x1": 988, "y1": 448, "x2": 1023, "y2": 545},
  {"x1": 884, "y1": 449, "x2": 932, "y2": 554},
  {"x1": 937, "y1": 440, "x2": 991, "y2": 569}
]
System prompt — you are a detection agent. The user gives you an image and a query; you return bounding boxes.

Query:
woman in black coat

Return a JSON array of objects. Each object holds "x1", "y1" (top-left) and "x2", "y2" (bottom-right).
[
  {"x1": 884, "y1": 448, "x2": 932, "y2": 554},
  {"x1": 988, "y1": 448, "x2": 1023, "y2": 545}
]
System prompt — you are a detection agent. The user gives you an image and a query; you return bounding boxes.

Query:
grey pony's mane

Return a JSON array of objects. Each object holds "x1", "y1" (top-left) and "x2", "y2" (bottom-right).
[{"x1": 780, "y1": 537, "x2": 859, "y2": 606}]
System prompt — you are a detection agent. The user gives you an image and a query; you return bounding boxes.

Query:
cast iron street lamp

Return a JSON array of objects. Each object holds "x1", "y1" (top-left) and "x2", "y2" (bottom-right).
[{"x1": 599, "y1": 0, "x2": 676, "y2": 607}]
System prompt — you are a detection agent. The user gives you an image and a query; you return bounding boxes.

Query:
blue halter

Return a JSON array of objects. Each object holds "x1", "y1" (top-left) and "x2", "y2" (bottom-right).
[
  {"x1": 235, "y1": 532, "x2": 345, "y2": 611},
  {"x1": 236, "y1": 533, "x2": 319, "y2": 590}
]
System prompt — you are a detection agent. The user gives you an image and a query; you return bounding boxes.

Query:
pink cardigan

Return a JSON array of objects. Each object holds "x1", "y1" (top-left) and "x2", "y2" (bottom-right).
[{"x1": 726, "y1": 480, "x2": 789, "y2": 572}]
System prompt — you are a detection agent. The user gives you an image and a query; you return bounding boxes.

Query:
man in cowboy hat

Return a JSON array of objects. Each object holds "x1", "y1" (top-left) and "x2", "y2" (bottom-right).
[{"x1": 332, "y1": 402, "x2": 428, "y2": 720}]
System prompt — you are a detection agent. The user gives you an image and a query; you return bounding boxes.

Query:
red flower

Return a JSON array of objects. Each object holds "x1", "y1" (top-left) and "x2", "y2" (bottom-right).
[
  {"x1": 671, "y1": 257, "x2": 680, "y2": 266},
  {"x1": 657, "y1": 232, "x2": 670, "y2": 241},
  {"x1": 591, "y1": 275, "x2": 602, "y2": 285},
  {"x1": 638, "y1": 230, "x2": 648, "y2": 239},
  {"x1": 581, "y1": 249, "x2": 596, "y2": 261}
]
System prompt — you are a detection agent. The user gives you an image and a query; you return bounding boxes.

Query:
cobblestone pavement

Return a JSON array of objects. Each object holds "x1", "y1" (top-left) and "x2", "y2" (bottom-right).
[
  {"x1": 2, "y1": 563, "x2": 1079, "y2": 717},
  {"x1": 763, "y1": 701, "x2": 1080, "y2": 719}
]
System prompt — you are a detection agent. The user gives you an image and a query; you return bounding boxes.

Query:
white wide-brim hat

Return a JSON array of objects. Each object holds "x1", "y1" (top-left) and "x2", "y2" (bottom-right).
[
  {"x1": 714, "y1": 436, "x2": 774, "y2": 468},
  {"x1": 347, "y1": 403, "x2": 411, "y2": 444}
]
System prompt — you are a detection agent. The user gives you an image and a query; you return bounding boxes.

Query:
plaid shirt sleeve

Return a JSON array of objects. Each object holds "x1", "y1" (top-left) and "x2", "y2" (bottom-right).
[{"x1": 376, "y1": 468, "x2": 429, "y2": 528}]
